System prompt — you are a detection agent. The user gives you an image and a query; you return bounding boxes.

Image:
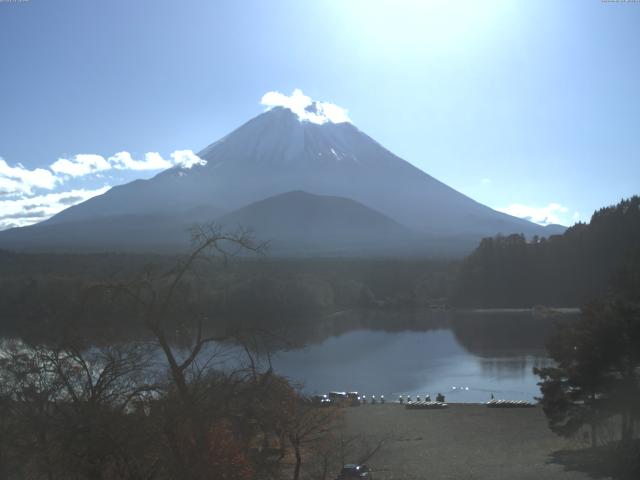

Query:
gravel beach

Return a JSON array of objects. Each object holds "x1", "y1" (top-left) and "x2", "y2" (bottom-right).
[{"x1": 343, "y1": 403, "x2": 604, "y2": 480}]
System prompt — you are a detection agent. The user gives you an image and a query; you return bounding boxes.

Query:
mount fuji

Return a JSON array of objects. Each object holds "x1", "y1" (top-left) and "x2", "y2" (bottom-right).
[{"x1": 0, "y1": 104, "x2": 563, "y2": 255}]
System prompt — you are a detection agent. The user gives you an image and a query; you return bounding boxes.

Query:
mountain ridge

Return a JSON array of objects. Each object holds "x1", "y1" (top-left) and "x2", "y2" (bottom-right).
[
  {"x1": 0, "y1": 106, "x2": 564, "y2": 255},
  {"x1": 0, "y1": 190, "x2": 426, "y2": 255}
]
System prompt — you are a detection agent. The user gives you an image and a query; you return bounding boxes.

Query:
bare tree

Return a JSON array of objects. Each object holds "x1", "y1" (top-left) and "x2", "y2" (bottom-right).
[
  {"x1": 284, "y1": 396, "x2": 342, "y2": 480},
  {"x1": 306, "y1": 428, "x2": 394, "y2": 480},
  {"x1": 1, "y1": 224, "x2": 354, "y2": 479},
  {"x1": 0, "y1": 340, "x2": 160, "y2": 480},
  {"x1": 95, "y1": 224, "x2": 266, "y2": 479}
]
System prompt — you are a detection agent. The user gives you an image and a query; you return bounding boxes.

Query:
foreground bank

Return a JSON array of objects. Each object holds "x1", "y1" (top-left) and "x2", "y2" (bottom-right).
[{"x1": 343, "y1": 403, "x2": 599, "y2": 480}]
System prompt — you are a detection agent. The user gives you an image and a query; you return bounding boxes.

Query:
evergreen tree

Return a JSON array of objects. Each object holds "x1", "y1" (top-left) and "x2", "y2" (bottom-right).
[
  {"x1": 535, "y1": 298, "x2": 640, "y2": 447},
  {"x1": 453, "y1": 196, "x2": 640, "y2": 307}
]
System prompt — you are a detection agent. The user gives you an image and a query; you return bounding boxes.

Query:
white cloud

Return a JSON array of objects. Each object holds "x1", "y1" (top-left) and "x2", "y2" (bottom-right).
[
  {"x1": 261, "y1": 88, "x2": 351, "y2": 125},
  {"x1": 170, "y1": 150, "x2": 207, "y2": 169},
  {"x1": 50, "y1": 154, "x2": 112, "y2": 177},
  {"x1": 481, "y1": 178, "x2": 492, "y2": 185},
  {"x1": 0, "y1": 158, "x2": 58, "y2": 195},
  {"x1": 497, "y1": 203, "x2": 577, "y2": 226},
  {"x1": 0, "y1": 186, "x2": 110, "y2": 230},
  {"x1": 0, "y1": 148, "x2": 206, "y2": 229},
  {"x1": 1, "y1": 149, "x2": 205, "y2": 197},
  {"x1": 109, "y1": 151, "x2": 174, "y2": 171},
  {"x1": 0, "y1": 177, "x2": 24, "y2": 195}
]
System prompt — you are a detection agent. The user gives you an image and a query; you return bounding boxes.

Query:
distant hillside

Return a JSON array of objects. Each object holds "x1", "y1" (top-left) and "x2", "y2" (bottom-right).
[
  {"x1": 452, "y1": 196, "x2": 640, "y2": 307},
  {"x1": 0, "y1": 191, "x2": 424, "y2": 255},
  {"x1": 0, "y1": 106, "x2": 559, "y2": 255},
  {"x1": 215, "y1": 190, "x2": 420, "y2": 255},
  {"x1": 0, "y1": 206, "x2": 222, "y2": 253}
]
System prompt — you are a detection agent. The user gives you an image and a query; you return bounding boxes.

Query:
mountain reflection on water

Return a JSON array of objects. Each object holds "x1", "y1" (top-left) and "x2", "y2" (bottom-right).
[
  {"x1": 265, "y1": 309, "x2": 575, "y2": 403},
  {"x1": 1, "y1": 308, "x2": 575, "y2": 403}
]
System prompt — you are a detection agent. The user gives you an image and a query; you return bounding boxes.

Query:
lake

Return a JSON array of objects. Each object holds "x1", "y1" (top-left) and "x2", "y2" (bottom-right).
[
  {"x1": 257, "y1": 308, "x2": 574, "y2": 403},
  {"x1": 1, "y1": 308, "x2": 574, "y2": 404}
]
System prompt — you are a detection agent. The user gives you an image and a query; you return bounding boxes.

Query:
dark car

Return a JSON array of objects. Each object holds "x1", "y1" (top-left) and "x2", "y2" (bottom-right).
[
  {"x1": 328, "y1": 391, "x2": 348, "y2": 405},
  {"x1": 347, "y1": 392, "x2": 361, "y2": 406},
  {"x1": 311, "y1": 394, "x2": 332, "y2": 406},
  {"x1": 329, "y1": 391, "x2": 348, "y2": 400},
  {"x1": 336, "y1": 464, "x2": 373, "y2": 479}
]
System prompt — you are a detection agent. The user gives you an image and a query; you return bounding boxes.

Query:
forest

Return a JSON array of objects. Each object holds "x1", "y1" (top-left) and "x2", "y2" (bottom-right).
[
  {"x1": 0, "y1": 199, "x2": 639, "y2": 479},
  {"x1": 452, "y1": 196, "x2": 640, "y2": 308},
  {"x1": 2, "y1": 197, "x2": 639, "y2": 344},
  {"x1": 0, "y1": 250, "x2": 457, "y2": 342},
  {"x1": 0, "y1": 226, "x2": 393, "y2": 480}
]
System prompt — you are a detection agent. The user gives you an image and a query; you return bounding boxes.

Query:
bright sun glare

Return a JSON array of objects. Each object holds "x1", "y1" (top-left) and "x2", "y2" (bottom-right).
[{"x1": 336, "y1": 0, "x2": 509, "y2": 59}]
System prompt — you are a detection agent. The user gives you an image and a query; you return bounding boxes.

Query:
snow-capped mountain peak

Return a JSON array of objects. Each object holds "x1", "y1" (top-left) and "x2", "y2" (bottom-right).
[
  {"x1": 1, "y1": 93, "x2": 560, "y2": 254},
  {"x1": 260, "y1": 89, "x2": 350, "y2": 125}
]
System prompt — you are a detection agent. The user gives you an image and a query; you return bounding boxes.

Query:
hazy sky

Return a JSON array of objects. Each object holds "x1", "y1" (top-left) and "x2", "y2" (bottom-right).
[{"x1": 1, "y1": 0, "x2": 639, "y2": 229}]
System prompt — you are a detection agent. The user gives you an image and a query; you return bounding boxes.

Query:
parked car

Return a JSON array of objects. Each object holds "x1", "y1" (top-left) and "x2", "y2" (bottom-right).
[
  {"x1": 336, "y1": 464, "x2": 373, "y2": 479},
  {"x1": 347, "y1": 392, "x2": 361, "y2": 406},
  {"x1": 329, "y1": 391, "x2": 348, "y2": 405},
  {"x1": 311, "y1": 394, "x2": 332, "y2": 406}
]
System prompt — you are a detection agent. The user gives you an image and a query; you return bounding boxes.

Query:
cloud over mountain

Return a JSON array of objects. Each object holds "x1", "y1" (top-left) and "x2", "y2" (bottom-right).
[
  {"x1": 108, "y1": 152, "x2": 173, "y2": 171},
  {"x1": 0, "y1": 186, "x2": 110, "y2": 229},
  {"x1": 261, "y1": 89, "x2": 350, "y2": 125},
  {"x1": 497, "y1": 202, "x2": 576, "y2": 226},
  {"x1": 0, "y1": 159, "x2": 58, "y2": 195},
  {"x1": 51, "y1": 154, "x2": 112, "y2": 177},
  {"x1": 0, "y1": 149, "x2": 205, "y2": 230}
]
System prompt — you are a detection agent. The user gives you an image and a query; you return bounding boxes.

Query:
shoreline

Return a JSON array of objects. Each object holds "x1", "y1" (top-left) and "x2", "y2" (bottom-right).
[{"x1": 342, "y1": 403, "x2": 594, "y2": 479}]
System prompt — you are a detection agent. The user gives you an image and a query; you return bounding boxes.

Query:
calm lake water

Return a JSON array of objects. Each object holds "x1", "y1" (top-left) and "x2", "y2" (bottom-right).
[
  {"x1": 258, "y1": 309, "x2": 572, "y2": 403},
  {"x1": 2, "y1": 308, "x2": 574, "y2": 404}
]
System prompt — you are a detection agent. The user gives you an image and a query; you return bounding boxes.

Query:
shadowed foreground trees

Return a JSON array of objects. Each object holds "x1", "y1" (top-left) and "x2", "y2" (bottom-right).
[
  {"x1": 453, "y1": 196, "x2": 640, "y2": 307},
  {"x1": 534, "y1": 301, "x2": 639, "y2": 447},
  {"x1": 0, "y1": 248, "x2": 458, "y2": 343},
  {"x1": 0, "y1": 339, "x2": 351, "y2": 479},
  {"x1": 0, "y1": 225, "x2": 389, "y2": 480},
  {"x1": 95, "y1": 224, "x2": 267, "y2": 479},
  {"x1": 535, "y1": 277, "x2": 640, "y2": 477},
  {"x1": 0, "y1": 339, "x2": 389, "y2": 480},
  {"x1": 0, "y1": 341, "x2": 160, "y2": 479}
]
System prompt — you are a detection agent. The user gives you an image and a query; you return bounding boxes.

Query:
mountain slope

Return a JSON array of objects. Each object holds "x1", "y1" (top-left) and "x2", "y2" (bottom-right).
[
  {"x1": 42, "y1": 107, "x2": 551, "y2": 236},
  {"x1": 0, "y1": 191, "x2": 420, "y2": 255},
  {"x1": 0, "y1": 105, "x2": 561, "y2": 254},
  {"x1": 0, "y1": 206, "x2": 223, "y2": 253},
  {"x1": 215, "y1": 190, "x2": 419, "y2": 254}
]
